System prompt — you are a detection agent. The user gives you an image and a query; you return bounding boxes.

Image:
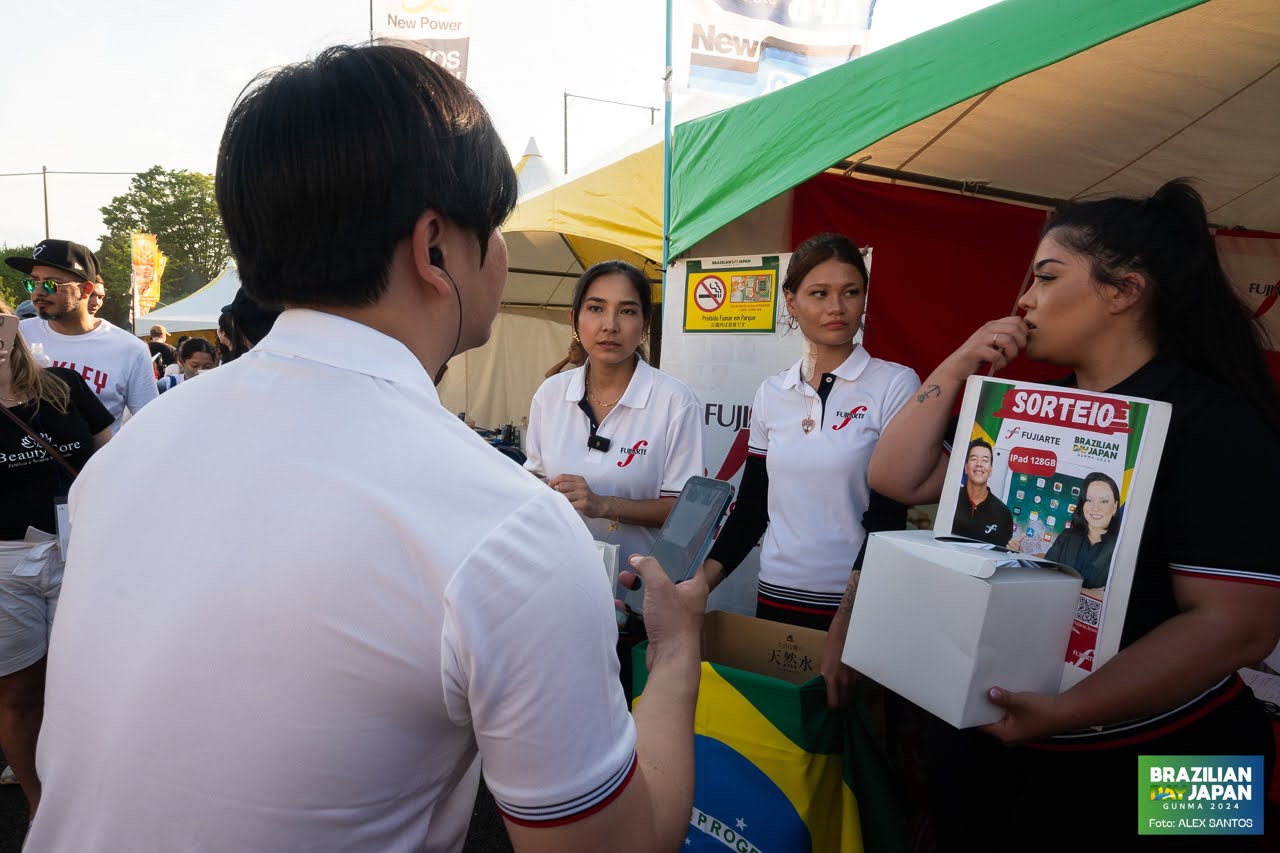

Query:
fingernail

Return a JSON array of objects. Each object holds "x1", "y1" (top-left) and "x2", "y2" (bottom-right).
[
  {"x1": 988, "y1": 687, "x2": 1002, "y2": 700},
  {"x1": 629, "y1": 555, "x2": 641, "y2": 565}
]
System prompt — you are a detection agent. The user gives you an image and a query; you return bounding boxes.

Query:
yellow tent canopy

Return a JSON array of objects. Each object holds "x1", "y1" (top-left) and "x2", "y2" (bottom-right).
[{"x1": 502, "y1": 140, "x2": 664, "y2": 306}]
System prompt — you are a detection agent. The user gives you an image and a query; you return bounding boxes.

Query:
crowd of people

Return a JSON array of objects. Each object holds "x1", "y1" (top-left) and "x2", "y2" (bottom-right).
[{"x1": 0, "y1": 42, "x2": 1275, "y2": 853}]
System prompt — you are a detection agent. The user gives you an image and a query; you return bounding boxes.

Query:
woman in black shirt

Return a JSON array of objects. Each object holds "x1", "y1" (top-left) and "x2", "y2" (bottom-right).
[
  {"x1": 870, "y1": 181, "x2": 1280, "y2": 850},
  {"x1": 0, "y1": 302, "x2": 112, "y2": 816}
]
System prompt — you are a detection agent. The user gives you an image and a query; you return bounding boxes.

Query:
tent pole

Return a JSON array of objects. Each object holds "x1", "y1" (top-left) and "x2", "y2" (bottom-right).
[
  {"x1": 834, "y1": 161, "x2": 1063, "y2": 210},
  {"x1": 662, "y1": 0, "x2": 673, "y2": 269}
]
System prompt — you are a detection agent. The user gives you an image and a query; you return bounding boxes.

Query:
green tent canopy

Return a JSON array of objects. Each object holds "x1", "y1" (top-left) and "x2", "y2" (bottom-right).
[{"x1": 669, "y1": 0, "x2": 1278, "y2": 256}]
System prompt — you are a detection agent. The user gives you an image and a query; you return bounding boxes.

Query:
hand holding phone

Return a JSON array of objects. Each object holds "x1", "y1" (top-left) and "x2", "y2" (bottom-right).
[
  {"x1": 0, "y1": 314, "x2": 19, "y2": 360},
  {"x1": 647, "y1": 476, "x2": 734, "y2": 587}
]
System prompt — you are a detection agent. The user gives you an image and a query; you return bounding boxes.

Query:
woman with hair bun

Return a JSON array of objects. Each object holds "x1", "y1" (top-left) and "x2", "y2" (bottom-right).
[
  {"x1": 700, "y1": 232, "x2": 920, "y2": 711},
  {"x1": 871, "y1": 180, "x2": 1280, "y2": 850}
]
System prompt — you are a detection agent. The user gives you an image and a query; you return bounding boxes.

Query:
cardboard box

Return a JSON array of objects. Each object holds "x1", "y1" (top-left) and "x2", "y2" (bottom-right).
[
  {"x1": 843, "y1": 530, "x2": 1082, "y2": 728},
  {"x1": 633, "y1": 610, "x2": 826, "y2": 696}
]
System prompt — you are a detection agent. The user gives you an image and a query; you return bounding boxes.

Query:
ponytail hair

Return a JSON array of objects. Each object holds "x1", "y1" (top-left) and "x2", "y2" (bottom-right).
[{"x1": 1045, "y1": 179, "x2": 1280, "y2": 435}]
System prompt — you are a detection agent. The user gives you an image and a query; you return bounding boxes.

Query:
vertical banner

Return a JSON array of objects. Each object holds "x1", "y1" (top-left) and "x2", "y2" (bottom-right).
[
  {"x1": 663, "y1": 254, "x2": 800, "y2": 615},
  {"x1": 131, "y1": 233, "x2": 160, "y2": 318},
  {"x1": 674, "y1": 0, "x2": 871, "y2": 100},
  {"x1": 372, "y1": 0, "x2": 471, "y2": 81}
]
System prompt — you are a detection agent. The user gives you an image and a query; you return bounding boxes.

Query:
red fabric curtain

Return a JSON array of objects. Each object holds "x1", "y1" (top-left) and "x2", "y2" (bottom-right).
[
  {"x1": 791, "y1": 174, "x2": 1059, "y2": 384},
  {"x1": 792, "y1": 174, "x2": 1280, "y2": 388}
]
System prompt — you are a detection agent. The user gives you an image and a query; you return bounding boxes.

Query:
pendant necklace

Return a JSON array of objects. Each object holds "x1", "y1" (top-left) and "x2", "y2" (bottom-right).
[{"x1": 800, "y1": 371, "x2": 816, "y2": 434}]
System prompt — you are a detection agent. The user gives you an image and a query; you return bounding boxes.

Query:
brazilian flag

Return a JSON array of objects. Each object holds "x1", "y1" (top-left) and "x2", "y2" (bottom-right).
[{"x1": 634, "y1": 653, "x2": 908, "y2": 853}]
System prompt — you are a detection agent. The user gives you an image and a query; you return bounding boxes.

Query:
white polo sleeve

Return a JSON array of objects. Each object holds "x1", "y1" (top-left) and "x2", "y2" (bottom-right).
[
  {"x1": 659, "y1": 394, "x2": 705, "y2": 498},
  {"x1": 522, "y1": 385, "x2": 547, "y2": 479},
  {"x1": 441, "y1": 491, "x2": 637, "y2": 827},
  {"x1": 880, "y1": 366, "x2": 921, "y2": 430},
  {"x1": 747, "y1": 382, "x2": 769, "y2": 458},
  {"x1": 125, "y1": 338, "x2": 160, "y2": 414}
]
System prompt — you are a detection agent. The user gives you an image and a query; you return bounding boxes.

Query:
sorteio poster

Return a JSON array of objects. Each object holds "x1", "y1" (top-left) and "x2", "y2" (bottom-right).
[{"x1": 937, "y1": 376, "x2": 1171, "y2": 688}]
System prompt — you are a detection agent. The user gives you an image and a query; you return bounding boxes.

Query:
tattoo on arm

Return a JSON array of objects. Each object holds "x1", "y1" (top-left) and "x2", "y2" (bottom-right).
[
  {"x1": 837, "y1": 571, "x2": 861, "y2": 617},
  {"x1": 915, "y1": 384, "x2": 941, "y2": 404}
]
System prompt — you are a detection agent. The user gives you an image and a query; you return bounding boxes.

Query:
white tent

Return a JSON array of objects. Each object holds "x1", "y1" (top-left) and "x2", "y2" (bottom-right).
[{"x1": 137, "y1": 262, "x2": 240, "y2": 334}]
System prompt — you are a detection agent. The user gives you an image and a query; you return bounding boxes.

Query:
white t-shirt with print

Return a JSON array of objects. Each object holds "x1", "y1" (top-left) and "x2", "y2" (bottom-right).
[
  {"x1": 20, "y1": 318, "x2": 158, "y2": 433},
  {"x1": 525, "y1": 358, "x2": 705, "y2": 564}
]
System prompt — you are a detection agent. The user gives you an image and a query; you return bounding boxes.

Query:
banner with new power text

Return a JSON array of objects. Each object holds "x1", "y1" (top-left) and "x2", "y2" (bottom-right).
[
  {"x1": 372, "y1": 0, "x2": 471, "y2": 81},
  {"x1": 674, "y1": 0, "x2": 871, "y2": 101}
]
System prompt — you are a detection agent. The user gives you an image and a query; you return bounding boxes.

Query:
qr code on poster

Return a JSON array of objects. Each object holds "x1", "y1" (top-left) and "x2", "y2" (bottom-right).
[{"x1": 1075, "y1": 595, "x2": 1101, "y2": 627}]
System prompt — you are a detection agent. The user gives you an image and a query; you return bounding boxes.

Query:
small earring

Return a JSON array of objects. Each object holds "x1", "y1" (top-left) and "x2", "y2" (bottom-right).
[{"x1": 572, "y1": 330, "x2": 581, "y2": 343}]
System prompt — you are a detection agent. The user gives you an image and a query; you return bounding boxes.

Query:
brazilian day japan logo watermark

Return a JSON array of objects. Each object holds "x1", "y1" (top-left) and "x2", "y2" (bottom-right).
[{"x1": 1138, "y1": 756, "x2": 1264, "y2": 835}]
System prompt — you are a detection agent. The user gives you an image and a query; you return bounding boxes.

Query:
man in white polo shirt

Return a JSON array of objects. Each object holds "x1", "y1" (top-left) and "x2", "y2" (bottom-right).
[
  {"x1": 28, "y1": 45, "x2": 706, "y2": 853},
  {"x1": 5, "y1": 240, "x2": 157, "y2": 433}
]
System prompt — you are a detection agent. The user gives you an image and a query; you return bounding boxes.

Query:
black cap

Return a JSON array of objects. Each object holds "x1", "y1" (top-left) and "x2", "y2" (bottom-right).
[
  {"x1": 4, "y1": 239, "x2": 100, "y2": 282},
  {"x1": 221, "y1": 286, "x2": 282, "y2": 347}
]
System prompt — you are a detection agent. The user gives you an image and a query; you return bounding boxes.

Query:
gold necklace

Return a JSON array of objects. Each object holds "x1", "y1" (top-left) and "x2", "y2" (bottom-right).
[
  {"x1": 587, "y1": 383, "x2": 625, "y2": 408},
  {"x1": 585, "y1": 368, "x2": 627, "y2": 408}
]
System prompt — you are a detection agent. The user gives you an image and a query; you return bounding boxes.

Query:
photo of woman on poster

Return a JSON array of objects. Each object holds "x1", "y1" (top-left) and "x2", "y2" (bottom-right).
[{"x1": 1042, "y1": 472, "x2": 1121, "y2": 589}]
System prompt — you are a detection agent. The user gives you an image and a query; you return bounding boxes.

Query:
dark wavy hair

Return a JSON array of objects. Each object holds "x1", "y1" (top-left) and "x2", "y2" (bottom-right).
[
  {"x1": 1045, "y1": 179, "x2": 1280, "y2": 435},
  {"x1": 1068, "y1": 472, "x2": 1122, "y2": 538}
]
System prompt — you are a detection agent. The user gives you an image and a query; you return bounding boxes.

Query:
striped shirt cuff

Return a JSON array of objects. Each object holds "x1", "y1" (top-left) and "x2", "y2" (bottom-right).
[
  {"x1": 494, "y1": 751, "x2": 637, "y2": 827},
  {"x1": 1169, "y1": 563, "x2": 1280, "y2": 587}
]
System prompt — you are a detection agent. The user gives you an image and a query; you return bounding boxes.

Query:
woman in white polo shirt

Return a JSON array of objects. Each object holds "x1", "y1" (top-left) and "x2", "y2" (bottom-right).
[
  {"x1": 701, "y1": 232, "x2": 919, "y2": 708},
  {"x1": 525, "y1": 260, "x2": 704, "y2": 574}
]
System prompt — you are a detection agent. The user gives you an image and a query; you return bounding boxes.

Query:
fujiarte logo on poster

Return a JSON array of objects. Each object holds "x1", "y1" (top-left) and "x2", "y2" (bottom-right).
[{"x1": 705, "y1": 403, "x2": 751, "y2": 432}]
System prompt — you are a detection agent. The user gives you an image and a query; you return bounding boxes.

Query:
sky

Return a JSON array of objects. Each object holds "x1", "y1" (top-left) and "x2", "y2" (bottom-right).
[{"x1": 0, "y1": 0, "x2": 1000, "y2": 251}]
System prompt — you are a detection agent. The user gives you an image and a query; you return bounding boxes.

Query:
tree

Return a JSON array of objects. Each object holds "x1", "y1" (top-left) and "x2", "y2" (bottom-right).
[
  {"x1": 0, "y1": 244, "x2": 34, "y2": 311},
  {"x1": 99, "y1": 166, "x2": 231, "y2": 311}
]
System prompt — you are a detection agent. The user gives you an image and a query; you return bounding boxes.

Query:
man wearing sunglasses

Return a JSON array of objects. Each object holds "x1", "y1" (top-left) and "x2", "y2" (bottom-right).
[{"x1": 5, "y1": 240, "x2": 157, "y2": 433}]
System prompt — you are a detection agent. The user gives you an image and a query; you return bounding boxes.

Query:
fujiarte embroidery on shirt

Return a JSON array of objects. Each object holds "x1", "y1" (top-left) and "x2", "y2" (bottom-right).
[
  {"x1": 616, "y1": 440, "x2": 649, "y2": 468},
  {"x1": 50, "y1": 361, "x2": 110, "y2": 395},
  {"x1": 831, "y1": 406, "x2": 869, "y2": 430}
]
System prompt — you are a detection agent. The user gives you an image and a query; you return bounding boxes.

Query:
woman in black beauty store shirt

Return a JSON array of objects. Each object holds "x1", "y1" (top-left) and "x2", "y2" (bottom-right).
[{"x1": 0, "y1": 301, "x2": 112, "y2": 816}]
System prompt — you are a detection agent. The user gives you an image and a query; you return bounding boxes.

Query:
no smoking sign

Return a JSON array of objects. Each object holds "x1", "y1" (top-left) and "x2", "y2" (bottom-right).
[{"x1": 694, "y1": 275, "x2": 726, "y2": 313}]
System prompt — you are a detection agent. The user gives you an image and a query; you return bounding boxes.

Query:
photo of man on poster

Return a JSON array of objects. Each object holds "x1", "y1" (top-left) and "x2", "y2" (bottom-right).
[{"x1": 951, "y1": 438, "x2": 1014, "y2": 547}]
